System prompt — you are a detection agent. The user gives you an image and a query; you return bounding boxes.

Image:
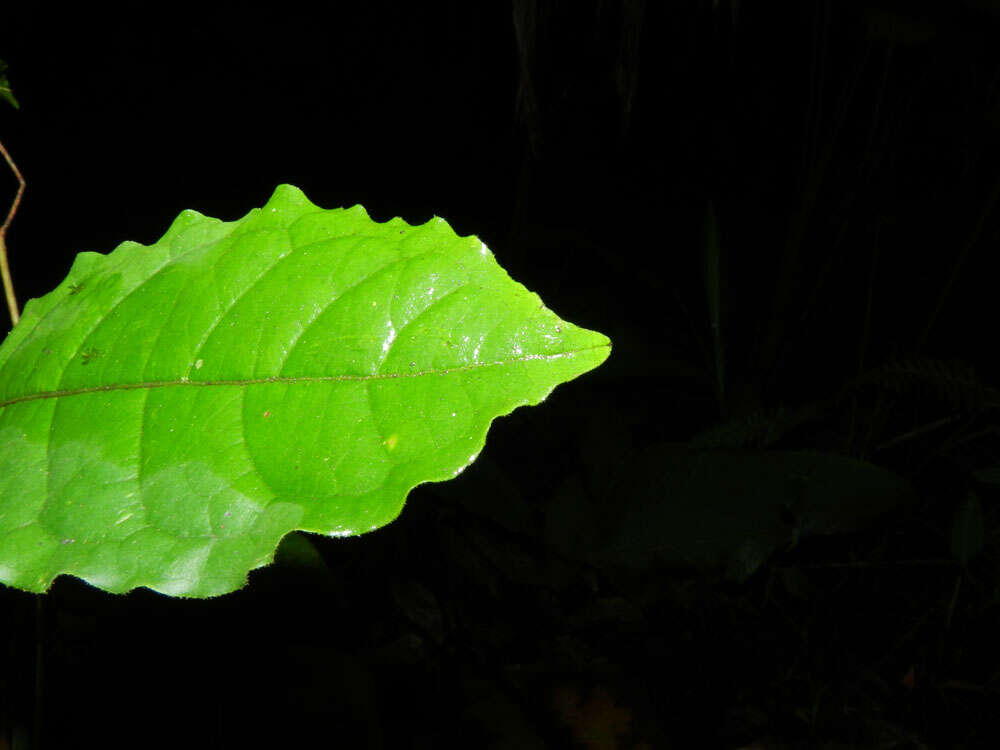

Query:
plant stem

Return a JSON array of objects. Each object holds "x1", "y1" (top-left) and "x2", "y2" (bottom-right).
[
  {"x1": 0, "y1": 136, "x2": 25, "y2": 326},
  {"x1": 703, "y1": 201, "x2": 726, "y2": 418},
  {"x1": 34, "y1": 597, "x2": 43, "y2": 749}
]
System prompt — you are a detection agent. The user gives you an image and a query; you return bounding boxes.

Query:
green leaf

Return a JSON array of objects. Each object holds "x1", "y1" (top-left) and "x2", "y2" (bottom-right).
[
  {"x1": 0, "y1": 185, "x2": 610, "y2": 597},
  {"x1": 973, "y1": 466, "x2": 1000, "y2": 487},
  {"x1": 0, "y1": 59, "x2": 18, "y2": 109},
  {"x1": 949, "y1": 491, "x2": 984, "y2": 565},
  {"x1": 549, "y1": 444, "x2": 912, "y2": 577}
]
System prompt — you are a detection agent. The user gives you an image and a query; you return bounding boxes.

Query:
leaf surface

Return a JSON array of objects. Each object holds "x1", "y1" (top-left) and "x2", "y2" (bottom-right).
[{"x1": 0, "y1": 185, "x2": 610, "y2": 596}]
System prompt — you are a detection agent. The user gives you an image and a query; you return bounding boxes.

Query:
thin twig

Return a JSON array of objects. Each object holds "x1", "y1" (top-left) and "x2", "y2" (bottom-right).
[
  {"x1": 873, "y1": 413, "x2": 965, "y2": 453},
  {"x1": 918, "y1": 171, "x2": 1000, "y2": 353},
  {"x1": 779, "y1": 558, "x2": 954, "y2": 570},
  {"x1": 34, "y1": 596, "x2": 44, "y2": 749},
  {"x1": 0, "y1": 136, "x2": 25, "y2": 325}
]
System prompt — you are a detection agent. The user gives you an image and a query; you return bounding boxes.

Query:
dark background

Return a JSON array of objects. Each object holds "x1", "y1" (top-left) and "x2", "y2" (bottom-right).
[{"x1": 2, "y1": 1, "x2": 1000, "y2": 747}]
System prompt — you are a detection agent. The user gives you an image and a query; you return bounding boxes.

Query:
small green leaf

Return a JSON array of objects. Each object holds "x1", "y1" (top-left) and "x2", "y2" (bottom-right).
[
  {"x1": 273, "y1": 531, "x2": 327, "y2": 571},
  {"x1": 0, "y1": 185, "x2": 610, "y2": 597},
  {"x1": 0, "y1": 60, "x2": 19, "y2": 110},
  {"x1": 949, "y1": 491, "x2": 984, "y2": 565},
  {"x1": 973, "y1": 466, "x2": 1000, "y2": 487}
]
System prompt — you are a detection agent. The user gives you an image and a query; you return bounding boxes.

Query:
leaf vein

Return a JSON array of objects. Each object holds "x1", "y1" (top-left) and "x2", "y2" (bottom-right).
[{"x1": 0, "y1": 348, "x2": 602, "y2": 408}]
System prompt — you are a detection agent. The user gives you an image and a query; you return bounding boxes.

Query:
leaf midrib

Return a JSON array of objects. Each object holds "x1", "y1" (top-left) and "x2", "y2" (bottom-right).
[{"x1": 0, "y1": 346, "x2": 606, "y2": 408}]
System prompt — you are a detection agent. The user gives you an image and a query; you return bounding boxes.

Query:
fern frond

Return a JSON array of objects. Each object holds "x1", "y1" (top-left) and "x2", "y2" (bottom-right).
[
  {"x1": 848, "y1": 356, "x2": 1000, "y2": 412},
  {"x1": 686, "y1": 401, "x2": 822, "y2": 449}
]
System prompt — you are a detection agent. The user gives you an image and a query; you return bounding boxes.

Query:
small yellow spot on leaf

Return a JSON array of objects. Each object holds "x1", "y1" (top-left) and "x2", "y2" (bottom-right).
[{"x1": 384, "y1": 434, "x2": 398, "y2": 451}]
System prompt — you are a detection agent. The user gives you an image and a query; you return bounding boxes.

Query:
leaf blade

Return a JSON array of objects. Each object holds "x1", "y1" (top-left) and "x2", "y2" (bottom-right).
[{"x1": 0, "y1": 185, "x2": 610, "y2": 596}]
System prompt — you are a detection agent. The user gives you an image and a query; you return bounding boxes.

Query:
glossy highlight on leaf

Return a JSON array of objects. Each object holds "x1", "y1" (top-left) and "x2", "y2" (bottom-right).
[{"x1": 0, "y1": 185, "x2": 610, "y2": 597}]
